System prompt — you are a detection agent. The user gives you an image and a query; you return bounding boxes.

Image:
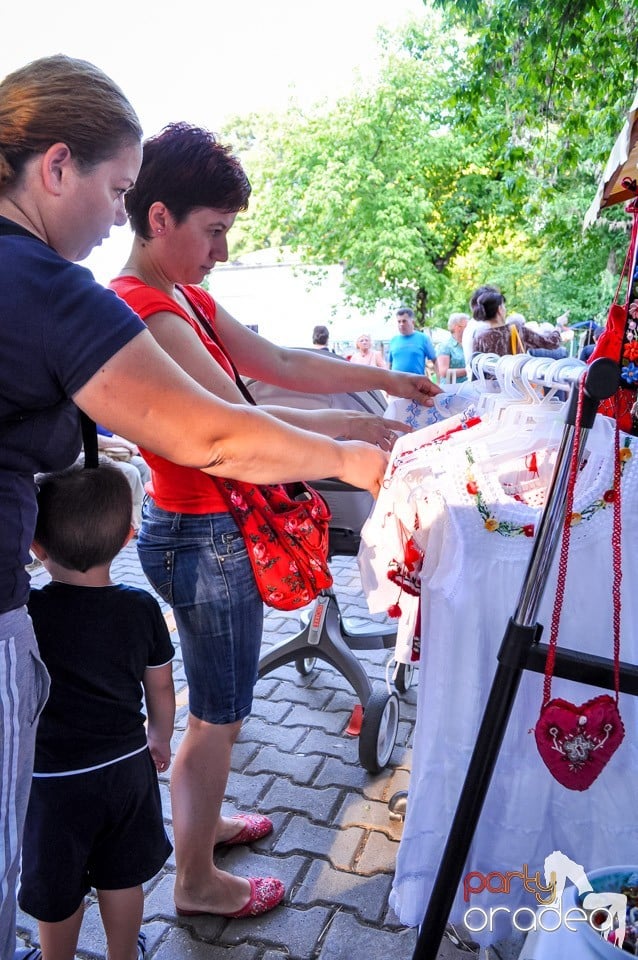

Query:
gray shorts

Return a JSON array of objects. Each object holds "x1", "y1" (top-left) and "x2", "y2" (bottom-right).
[{"x1": 0, "y1": 607, "x2": 49, "y2": 957}]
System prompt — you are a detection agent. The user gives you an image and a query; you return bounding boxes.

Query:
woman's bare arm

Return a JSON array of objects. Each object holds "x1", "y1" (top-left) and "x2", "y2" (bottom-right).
[
  {"x1": 436, "y1": 353, "x2": 450, "y2": 381},
  {"x1": 214, "y1": 303, "x2": 440, "y2": 403},
  {"x1": 130, "y1": 310, "x2": 407, "y2": 449},
  {"x1": 72, "y1": 330, "x2": 389, "y2": 495},
  {"x1": 261, "y1": 406, "x2": 408, "y2": 449}
]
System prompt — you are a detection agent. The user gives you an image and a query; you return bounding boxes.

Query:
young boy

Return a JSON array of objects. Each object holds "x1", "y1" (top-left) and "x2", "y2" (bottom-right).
[{"x1": 19, "y1": 463, "x2": 175, "y2": 960}]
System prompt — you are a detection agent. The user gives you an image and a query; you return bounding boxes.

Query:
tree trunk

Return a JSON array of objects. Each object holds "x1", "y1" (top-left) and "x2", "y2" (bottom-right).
[{"x1": 416, "y1": 287, "x2": 428, "y2": 325}]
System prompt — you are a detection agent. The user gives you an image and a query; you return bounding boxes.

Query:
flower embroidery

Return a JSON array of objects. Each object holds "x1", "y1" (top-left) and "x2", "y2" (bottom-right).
[
  {"x1": 465, "y1": 439, "x2": 632, "y2": 536},
  {"x1": 620, "y1": 308, "x2": 638, "y2": 386},
  {"x1": 230, "y1": 490, "x2": 248, "y2": 510},
  {"x1": 623, "y1": 361, "x2": 638, "y2": 384}
]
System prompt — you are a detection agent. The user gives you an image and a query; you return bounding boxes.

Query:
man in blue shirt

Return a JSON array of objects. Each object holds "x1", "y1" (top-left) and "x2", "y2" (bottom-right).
[{"x1": 388, "y1": 307, "x2": 437, "y2": 375}]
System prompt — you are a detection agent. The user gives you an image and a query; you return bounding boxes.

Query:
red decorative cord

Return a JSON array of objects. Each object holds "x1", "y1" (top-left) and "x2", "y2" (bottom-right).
[
  {"x1": 611, "y1": 403, "x2": 622, "y2": 701},
  {"x1": 542, "y1": 377, "x2": 623, "y2": 706}
]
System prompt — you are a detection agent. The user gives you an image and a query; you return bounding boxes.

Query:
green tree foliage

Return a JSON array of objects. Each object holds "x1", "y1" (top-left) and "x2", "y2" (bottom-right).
[
  {"x1": 224, "y1": 14, "x2": 509, "y2": 323},
  {"x1": 223, "y1": 4, "x2": 636, "y2": 327},
  {"x1": 431, "y1": 0, "x2": 638, "y2": 321},
  {"x1": 434, "y1": 0, "x2": 638, "y2": 160}
]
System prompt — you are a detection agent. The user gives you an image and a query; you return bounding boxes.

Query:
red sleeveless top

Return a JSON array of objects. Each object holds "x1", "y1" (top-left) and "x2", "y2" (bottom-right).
[{"x1": 110, "y1": 277, "x2": 235, "y2": 513}]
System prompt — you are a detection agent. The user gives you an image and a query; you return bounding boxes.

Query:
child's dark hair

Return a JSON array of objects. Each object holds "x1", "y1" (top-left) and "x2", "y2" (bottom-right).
[
  {"x1": 470, "y1": 285, "x2": 505, "y2": 322},
  {"x1": 34, "y1": 464, "x2": 132, "y2": 572}
]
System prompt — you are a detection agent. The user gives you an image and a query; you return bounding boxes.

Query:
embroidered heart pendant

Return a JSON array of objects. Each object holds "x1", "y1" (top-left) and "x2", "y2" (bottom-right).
[{"x1": 534, "y1": 695, "x2": 625, "y2": 791}]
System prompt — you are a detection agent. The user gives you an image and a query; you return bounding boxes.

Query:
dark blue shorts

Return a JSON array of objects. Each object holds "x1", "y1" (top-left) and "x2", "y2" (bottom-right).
[
  {"x1": 137, "y1": 502, "x2": 264, "y2": 724},
  {"x1": 18, "y1": 749, "x2": 172, "y2": 923}
]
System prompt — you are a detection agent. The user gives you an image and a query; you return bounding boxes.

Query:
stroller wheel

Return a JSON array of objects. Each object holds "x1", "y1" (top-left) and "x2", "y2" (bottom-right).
[
  {"x1": 394, "y1": 662, "x2": 415, "y2": 694},
  {"x1": 295, "y1": 655, "x2": 317, "y2": 676},
  {"x1": 358, "y1": 688, "x2": 400, "y2": 773}
]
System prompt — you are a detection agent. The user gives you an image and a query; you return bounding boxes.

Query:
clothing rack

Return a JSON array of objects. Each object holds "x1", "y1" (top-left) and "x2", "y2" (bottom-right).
[{"x1": 411, "y1": 353, "x2": 638, "y2": 960}]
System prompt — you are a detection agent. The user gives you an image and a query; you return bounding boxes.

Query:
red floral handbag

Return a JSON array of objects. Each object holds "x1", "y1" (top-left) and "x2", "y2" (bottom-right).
[
  {"x1": 217, "y1": 478, "x2": 333, "y2": 610},
  {"x1": 185, "y1": 298, "x2": 333, "y2": 610}
]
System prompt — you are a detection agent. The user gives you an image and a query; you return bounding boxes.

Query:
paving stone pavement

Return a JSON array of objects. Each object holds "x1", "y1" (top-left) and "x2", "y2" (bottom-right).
[{"x1": 18, "y1": 545, "x2": 526, "y2": 960}]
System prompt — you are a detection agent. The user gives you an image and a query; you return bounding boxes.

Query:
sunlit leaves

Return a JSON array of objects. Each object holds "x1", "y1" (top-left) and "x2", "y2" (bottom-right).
[{"x1": 221, "y1": 4, "x2": 637, "y2": 327}]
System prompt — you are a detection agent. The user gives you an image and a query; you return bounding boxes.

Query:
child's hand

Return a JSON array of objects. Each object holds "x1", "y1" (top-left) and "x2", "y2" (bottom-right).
[{"x1": 148, "y1": 736, "x2": 171, "y2": 772}]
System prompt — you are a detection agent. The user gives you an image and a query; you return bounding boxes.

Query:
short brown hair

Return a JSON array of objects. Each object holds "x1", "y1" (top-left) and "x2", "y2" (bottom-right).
[{"x1": 470, "y1": 285, "x2": 505, "y2": 322}]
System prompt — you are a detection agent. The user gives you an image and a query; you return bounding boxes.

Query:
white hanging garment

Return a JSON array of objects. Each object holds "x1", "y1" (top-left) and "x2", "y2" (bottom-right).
[{"x1": 387, "y1": 417, "x2": 638, "y2": 946}]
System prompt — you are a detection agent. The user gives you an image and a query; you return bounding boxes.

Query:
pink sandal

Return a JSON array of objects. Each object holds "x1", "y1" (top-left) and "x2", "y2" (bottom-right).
[
  {"x1": 216, "y1": 812, "x2": 273, "y2": 848},
  {"x1": 176, "y1": 876, "x2": 285, "y2": 918}
]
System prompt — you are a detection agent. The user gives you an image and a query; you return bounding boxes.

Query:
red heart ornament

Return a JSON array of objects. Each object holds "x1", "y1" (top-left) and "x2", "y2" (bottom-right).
[{"x1": 534, "y1": 695, "x2": 625, "y2": 791}]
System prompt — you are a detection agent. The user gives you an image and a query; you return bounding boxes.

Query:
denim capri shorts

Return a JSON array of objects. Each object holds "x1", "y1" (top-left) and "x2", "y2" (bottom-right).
[{"x1": 137, "y1": 500, "x2": 264, "y2": 724}]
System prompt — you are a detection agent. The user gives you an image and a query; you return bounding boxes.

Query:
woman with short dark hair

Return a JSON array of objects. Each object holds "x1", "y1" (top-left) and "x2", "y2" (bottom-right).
[{"x1": 111, "y1": 121, "x2": 440, "y2": 923}]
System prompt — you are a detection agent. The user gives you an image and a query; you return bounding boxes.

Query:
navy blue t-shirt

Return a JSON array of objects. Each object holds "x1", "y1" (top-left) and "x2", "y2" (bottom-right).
[{"x1": 0, "y1": 218, "x2": 145, "y2": 612}]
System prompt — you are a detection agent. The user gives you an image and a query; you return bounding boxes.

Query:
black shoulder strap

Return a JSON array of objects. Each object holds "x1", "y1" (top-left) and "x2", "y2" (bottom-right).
[
  {"x1": 80, "y1": 413, "x2": 99, "y2": 469},
  {"x1": 180, "y1": 288, "x2": 257, "y2": 406}
]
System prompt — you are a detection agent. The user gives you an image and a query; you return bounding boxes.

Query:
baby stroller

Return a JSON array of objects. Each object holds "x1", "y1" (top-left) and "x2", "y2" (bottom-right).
[{"x1": 245, "y1": 376, "x2": 410, "y2": 773}]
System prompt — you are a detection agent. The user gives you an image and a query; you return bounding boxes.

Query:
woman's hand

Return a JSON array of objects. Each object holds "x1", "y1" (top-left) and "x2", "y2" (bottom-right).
[
  {"x1": 260, "y1": 406, "x2": 410, "y2": 451},
  {"x1": 387, "y1": 371, "x2": 442, "y2": 404},
  {"x1": 337, "y1": 412, "x2": 410, "y2": 451},
  {"x1": 336, "y1": 440, "x2": 390, "y2": 498}
]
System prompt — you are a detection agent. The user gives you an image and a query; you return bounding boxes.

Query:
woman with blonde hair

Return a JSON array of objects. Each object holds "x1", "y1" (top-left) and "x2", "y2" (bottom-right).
[
  {"x1": 436, "y1": 312, "x2": 469, "y2": 383},
  {"x1": 350, "y1": 332, "x2": 387, "y2": 368}
]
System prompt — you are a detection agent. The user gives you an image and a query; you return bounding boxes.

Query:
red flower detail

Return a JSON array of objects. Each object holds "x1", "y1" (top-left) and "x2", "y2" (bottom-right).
[
  {"x1": 404, "y1": 539, "x2": 422, "y2": 564},
  {"x1": 603, "y1": 489, "x2": 616, "y2": 503},
  {"x1": 466, "y1": 480, "x2": 478, "y2": 496},
  {"x1": 523, "y1": 524, "x2": 535, "y2": 538},
  {"x1": 230, "y1": 490, "x2": 247, "y2": 510},
  {"x1": 253, "y1": 542, "x2": 268, "y2": 561}
]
